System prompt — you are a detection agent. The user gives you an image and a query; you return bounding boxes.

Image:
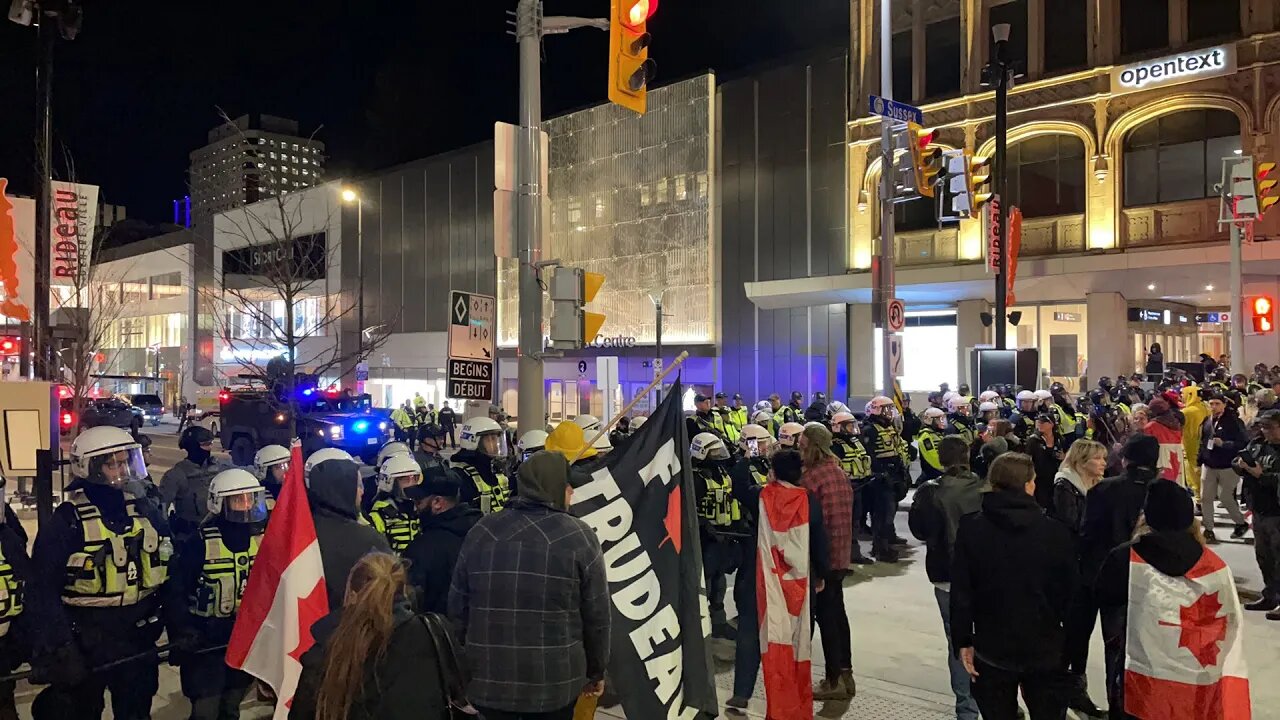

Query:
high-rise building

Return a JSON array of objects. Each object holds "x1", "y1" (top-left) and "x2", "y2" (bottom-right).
[{"x1": 187, "y1": 114, "x2": 325, "y2": 227}]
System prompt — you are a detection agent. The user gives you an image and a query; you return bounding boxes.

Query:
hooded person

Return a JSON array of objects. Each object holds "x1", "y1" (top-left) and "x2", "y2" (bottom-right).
[
  {"x1": 1081, "y1": 434, "x2": 1161, "y2": 580},
  {"x1": 1143, "y1": 397, "x2": 1185, "y2": 484},
  {"x1": 160, "y1": 425, "x2": 230, "y2": 544},
  {"x1": 402, "y1": 467, "x2": 483, "y2": 614},
  {"x1": 304, "y1": 448, "x2": 392, "y2": 610},
  {"x1": 1180, "y1": 385, "x2": 1210, "y2": 495}
]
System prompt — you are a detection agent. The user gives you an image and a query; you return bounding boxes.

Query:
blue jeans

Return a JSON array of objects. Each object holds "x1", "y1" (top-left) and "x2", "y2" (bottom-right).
[{"x1": 935, "y1": 587, "x2": 980, "y2": 720}]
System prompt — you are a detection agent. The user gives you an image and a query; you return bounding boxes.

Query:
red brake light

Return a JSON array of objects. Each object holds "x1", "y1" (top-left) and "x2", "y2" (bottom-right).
[
  {"x1": 61, "y1": 411, "x2": 75, "y2": 427},
  {"x1": 218, "y1": 390, "x2": 230, "y2": 403}
]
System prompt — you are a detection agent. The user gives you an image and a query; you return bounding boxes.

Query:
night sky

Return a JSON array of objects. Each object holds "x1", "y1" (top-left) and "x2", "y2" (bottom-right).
[{"x1": 0, "y1": 0, "x2": 847, "y2": 222}]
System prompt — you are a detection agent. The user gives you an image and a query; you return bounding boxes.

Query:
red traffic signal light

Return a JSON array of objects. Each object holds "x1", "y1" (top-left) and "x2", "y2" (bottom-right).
[
  {"x1": 621, "y1": 0, "x2": 657, "y2": 29},
  {"x1": 0, "y1": 337, "x2": 15, "y2": 354},
  {"x1": 609, "y1": 0, "x2": 658, "y2": 114},
  {"x1": 1250, "y1": 295, "x2": 1275, "y2": 334}
]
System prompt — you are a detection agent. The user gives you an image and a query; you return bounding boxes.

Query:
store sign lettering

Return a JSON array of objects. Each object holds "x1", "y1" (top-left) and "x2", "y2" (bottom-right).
[
  {"x1": 587, "y1": 335, "x2": 638, "y2": 349},
  {"x1": 1111, "y1": 46, "x2": 1234, "y2": 94}
]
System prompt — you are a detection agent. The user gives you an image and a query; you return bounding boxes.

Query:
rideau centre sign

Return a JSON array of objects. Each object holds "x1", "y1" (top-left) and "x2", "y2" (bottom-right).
[{"x1": 1111, "y1": 45, "x2": 1235, "y2": 95}]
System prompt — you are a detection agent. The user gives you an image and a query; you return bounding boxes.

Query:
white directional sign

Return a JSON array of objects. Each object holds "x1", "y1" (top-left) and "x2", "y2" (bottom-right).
[
  {"x1": 887, "y1": 299, "x2": 906, "y2": 333},
  {"x1": 447, "y1": 290, "x2": 496, "y2": 400},
  {"x1": 888, "y1": 333, "x2": 904, "y2": 378}
]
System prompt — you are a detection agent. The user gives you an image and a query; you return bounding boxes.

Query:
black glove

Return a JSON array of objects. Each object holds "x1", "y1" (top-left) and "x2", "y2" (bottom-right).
[{"x1": 32, "y1": 643, "x2": 89, "y2": 686}]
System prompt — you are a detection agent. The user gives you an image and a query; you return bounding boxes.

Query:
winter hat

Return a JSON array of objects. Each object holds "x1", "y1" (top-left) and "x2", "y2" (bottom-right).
[
  {"x1": 802, "y1": 424, "x2": 834, "y2": 453},
  {"x1": 1147, "y1": 397, "x2": 1171, "y2": 417},
  {"x1": 1122, "y1": 433, "x2": 1160, "y2": 468},
  {"x1": 1144, "y1": 480, "x2": 1193, "y2": 533}
]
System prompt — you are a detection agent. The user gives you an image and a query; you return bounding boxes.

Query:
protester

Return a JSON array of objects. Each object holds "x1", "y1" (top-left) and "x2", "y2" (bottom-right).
[
  {"x1": 1025, "y1": 413, "x2": 1064, "y2": 513},
  {"x1": 907, "y1": 436, "x2": 984, "y2": 720},
  {"x1": 1236, "y1": 409, "x2": 1280, "y2": 618},
  {"x1": 1081, "y1": 434, "x2": 1161, "y2": 578},
  {"x1": 797, "y1": 425, "x2": 856, "y2": 701},
  {"x1": 1198, "y1": 393, "x2": 1250, "y2": 542},
  {"x1": 1180, "y1": 385, "x2": 1210, "y2": 498},
  {"x1": 304, "y1": 449, "x2": 392, "y2": 609},
  {"x1": 402, "y1": 468, "x2": 481, "y2": 614},
  {"x1": 1142, "y1": 397, "x2": 1184, "y2": 484},
  {"x1": 951, "y1": 453, "x2": 1076, "y2": 720},
  {"x1": 290, "y1": 553, "x2": 450, "y2": 719},
  {"x1": 1049, "y1": 439, "x2": 1108, "y2": 718},
  {"x1": 449, "y1": 450, "x2": 610, "y2": 719},
  {"x1": 1094, "y1": 481, "x2": 1249, "y2": 719}
]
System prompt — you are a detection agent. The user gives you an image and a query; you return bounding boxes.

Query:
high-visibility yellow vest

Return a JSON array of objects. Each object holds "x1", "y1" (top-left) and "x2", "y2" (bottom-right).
[
  {"x1": 0, "y1": 543, "x2": 23, "y2": 637},
  {"x1": 391, "y1": 408, "x2": 415, "y2": 430},
  {"x1": 917, "y1": 428, "x2": 945, "y2": 472},
  {"x1": 696, "y1": 467, "x2": 740, "y2": 527},
  {"x1": 949, "y1": 418, "x2": 977, "y2": 447},
  {"x1": 190, "y1": 525, "x2": 262, "y2": 619},
  {"x1": 746, "y1": 459, "x2": 770, "y2": 487},
  {"x1": 716, "y1": 409, "x2": 740, "y2": 443},
  {"x1": 455, "y1": 461, "x2": 510, "y2": 514},
  {"x1": 727, "y1": 407, "x2": 748, "y2": 431},
  {"x1": 62, "y1": 490, "x2": 169, "y2": 608},
  {"x1": 369, "y1": 499, "x2": 420, "y2": 553},
  {"x1": 832, "y1": 436, "x2": 872, "y2": 479}
]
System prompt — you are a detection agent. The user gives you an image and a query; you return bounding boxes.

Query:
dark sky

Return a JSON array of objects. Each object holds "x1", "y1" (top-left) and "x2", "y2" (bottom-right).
[{"x1": 0, "y1": 0, "x2": 847, "y2": 222}]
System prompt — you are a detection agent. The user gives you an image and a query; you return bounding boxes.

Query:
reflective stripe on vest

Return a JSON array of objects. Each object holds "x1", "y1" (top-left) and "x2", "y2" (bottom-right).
[
  {"x1": 457, "y1": 462, "x2": 510, "y2": 514},
  {"x1": 871, "y1": 424, "x2": 901, "y2": 459},
  {"x1": 63, "y1": 490, "x2": 169, "y2": 608},
  {"x1": 748, "y1": 459, "x2": 770, "y2": 487},
  {"x1": 369, "y1": 499, "x2": 420, "y2": 553},
  {"x1": 190, "y1": 526, "x2": 262, "y2": 619},
  {"x1": 696, "y1": 468, "x2": 740, "y2": 526},
  {"x1": 833, "y1": 438, "x2": 872, "y2": 479},
  {"x1": 0, "y1": 544, "x2": 24, "y2": 637}
]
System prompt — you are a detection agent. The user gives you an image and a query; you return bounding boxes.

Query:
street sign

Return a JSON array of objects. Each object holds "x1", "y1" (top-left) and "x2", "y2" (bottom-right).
[
  {"x1": 888, "y1": 333, "x2": 904, "y2": 377},
  {"x1": 447, "y1": 290, "x2": 496, "y2": 400},
  {"x1": 354, "y1": 362, "x2": 369, "y2": 382},
  {"x1": 887, "y1": 299, "x2": 906, "y2": 333},
  {"x1": 653, "y1": 357, "x2": 663, "y2": 379},
  {"x1": 868, "y1": 94, "x2": 923, "y2": 125}
]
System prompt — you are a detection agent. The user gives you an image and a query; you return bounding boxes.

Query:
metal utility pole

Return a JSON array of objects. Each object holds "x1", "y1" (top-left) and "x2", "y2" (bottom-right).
[
  {"x1": 650, "y1": 291, "x2": 664, "y2": 406},
  {"x1": 355, "y1": 196, "x2": 364, "y2": 362},
  {"x1": 875, "y1": 0, "x2": 896, "y2": 397},
  {"x1": 990, "y1": 24, "x2": 1012, "y2": 350},
  {"x1": 32, "y1": 10, "x2": 55, "y2": 380},
  {"x1": 1229, "y1": 221, "x2": 1244, "y2": 365},
  {"x1": 512, "y1": 1, "x2": 606, "y2": 435}
]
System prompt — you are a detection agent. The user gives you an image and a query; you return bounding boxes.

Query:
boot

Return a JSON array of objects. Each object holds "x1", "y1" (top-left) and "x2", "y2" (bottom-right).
[
  {"x1": 812, "y1": 672, "x2": 854, "y2": 701},
  {"x1": 871, "y1": 540, "x2": 899, "y2": 563},
  {"x1": 1231, "y1": 523, "x2": 1250, "y2": 539},
  {"x1": 1245, "y1": 596, "x2": 1279, "y2": 612},
  {"x1": 1066, "y1": 675, "x2": 1106, "y2": 717},
  {"x1": 839, "y1": 670, "x2": 857, "y2": 698}
]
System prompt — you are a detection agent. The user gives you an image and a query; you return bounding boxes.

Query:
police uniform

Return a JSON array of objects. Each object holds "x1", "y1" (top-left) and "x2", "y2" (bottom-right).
[
  {"x1": 367, "y1": 496, "x2": 421, "y2": 553},
  {"x1": 947, "y1": 416, "x2": 977, "y2": 449},
  {"x1": 170, "y1": 520, "x2": 262, "y2": 719},
  {"x1": 390, "y1": 406, "x2": 416, "y2": 443},
  {"x1": 449, "y1": 450, "x2": 511, "y2": 514},
  {"x1": 694, "y1": 458, "x2": 741, "y2": 635},
  {"x1": 779, "y1": 404, "x2": 804, "y2": 425},
  {"x1": 31, "y1": 484, "x2": 171, "y2": 719},
  {"x1": 727, "y1": 406, "x2": 748, "y2": 435},
  {"x1": 160, "y1": 458, "x2": 228, "y2": 545},
  {"x1": 916, "y1": 426, "x2": 946, "y2": 483},
  {"x1": 832, "y1": 433, "x2": 874, "y2": 562},
  {"x1": 0, "y1": 507, "x2": 29, "y2": 719},
  {"x1": 714, "y1": 407, "x2": 741, "y2": 444},
  {"x1": 860, "y1": 417, "x2": 906, "y2": 560}
]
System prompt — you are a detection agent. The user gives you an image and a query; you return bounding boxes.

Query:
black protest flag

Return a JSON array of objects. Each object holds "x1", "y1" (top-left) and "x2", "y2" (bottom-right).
[{"x1": 570, "y1": 377, "x2": 718, "y2": 719}]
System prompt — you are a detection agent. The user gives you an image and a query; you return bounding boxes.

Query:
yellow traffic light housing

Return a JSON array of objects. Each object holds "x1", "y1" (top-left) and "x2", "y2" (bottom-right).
[
  {"x1": 907, "y1": 123, "x2": 936, "y2": 198},
  {"x1": 609, "y1": 0, "x2": 658, "y2": 115},
  {"x1": 1258, "y1": 162, "x2": 1278, "y2": 216},
  {"x1": 966, "y1": 154, "x2": 994, "y2": 208},
  {"x1": 550, "y1": 268, "x2": 608, "y2": 349}
]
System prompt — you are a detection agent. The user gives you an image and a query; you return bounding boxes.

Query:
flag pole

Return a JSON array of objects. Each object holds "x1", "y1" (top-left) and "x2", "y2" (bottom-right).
[{"x1": 573, "y1": 350, "x2": 690, "y2": 462}]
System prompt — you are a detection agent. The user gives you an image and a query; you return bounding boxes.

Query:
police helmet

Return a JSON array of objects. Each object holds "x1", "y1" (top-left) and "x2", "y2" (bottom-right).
[
  {"x1": 777, "y1": 422, "x2": 806, "y2": 447},
  {"x1": 948, "y1": 395, "x2": 973, "y2": 415},
  {"x1": 518, "y1": 430, "x2": 548, "y2": 455},
  {"x1": 865, "y1": 396, "x2": 895, "y2": 417},
  {"x1": 739, "y1": 424, "x2": 774, "y2": 455},
  {"x1": 179, "y1": 425, "x2": 216, "y2": 453},
  {"x1": 922, "y1": 407, "x2": 947, "y2": 428},
  {"x1": 751, "y1": 409, "x2": 774, "y2": 426},
  {"x1": 304, "y1": 448, "x2": 356, "y2": 487},
  {"x1": 691, "y1": 432, "x2": 729, "y2": 461},
  {"x1": 377, "y1": 452, "x2": 422, "y2": 495},
  {"x1": 978, "y1": 401, "x2": 999, "y2": 414},
  {"x1": 572, "y1": 415, "x2": 612, "y2": 452},
  {"x1": 831, "y1": 411, "x2": 856, "y2": 429},
  {"x1": 979, "y1": 390, "x2": 1000, "y2": 402},
  {"x1": 70, "y1": 426, "x2": 147, "y2": 489},
  {"x1": 1098, "y1": 376, "x2": 1114, "y2": 390},
  {"x1": 459, "y1": 417, "x2": 506, "y2": 456},
  {"x1": 1050, "y1": 382, "x2": 1066, "y2": 395},
  {"x1": 375, "y1": 441, "x2": 412, "y2": 469},
  {"x1": 253, "y1": 444, "x2": 291, "y2": 479},
  {"x1": 630, "y1": 416, "x2": 648, "y2": 431},
  {"x1": 207, "y1": 468, "x2": 268, "y2": 523}
]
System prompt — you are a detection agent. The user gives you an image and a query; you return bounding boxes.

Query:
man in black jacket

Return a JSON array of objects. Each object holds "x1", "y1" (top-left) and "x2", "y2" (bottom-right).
[
  {"x1": 304, "y1": 449, "x2": 392, "y2": 609},
  {"x1": 952, "y1": 452, "x2": 1076, "y2": 720},
  {"x1": 1198, "y1": 394, "x2": 1249, "y2": 541},
  {"x1": 403, "y1": 468, "x2": 482, "y2": 614},
  {"x1": 1080, "y1": 434, "x2": 1161, "y2": 579},
  {"x1": 908, "y1": 436, "x2": 983, "y2": 720},
  {"x1": 1236, "y1": 410, "x2": 1280, "y2": 618}
]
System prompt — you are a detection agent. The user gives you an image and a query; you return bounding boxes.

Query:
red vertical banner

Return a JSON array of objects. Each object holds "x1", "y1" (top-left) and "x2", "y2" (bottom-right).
[{"x1": 1007, "y1": 207, "x2": 1023, "y2": 307}]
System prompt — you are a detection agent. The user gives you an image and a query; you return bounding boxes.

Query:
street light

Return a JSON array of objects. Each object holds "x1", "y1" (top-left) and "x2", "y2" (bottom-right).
[{"x1": 341, "y1": 187, "x2": 365, "y2": 367}]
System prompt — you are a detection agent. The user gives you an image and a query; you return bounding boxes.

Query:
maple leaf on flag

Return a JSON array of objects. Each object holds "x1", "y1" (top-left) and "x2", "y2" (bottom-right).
[
  {"x1": 658, "y1": 485, "x2": 682, "y2": 554},
  {"x1": 287, "y1": 580, "x2": 329, "y2": 666},
  {"x1": 770, "y1": 546, "x2": 808, "y2": 616},
  {"x1": 1161, "y1": 592, "x2": 1228, "y2": 667}
]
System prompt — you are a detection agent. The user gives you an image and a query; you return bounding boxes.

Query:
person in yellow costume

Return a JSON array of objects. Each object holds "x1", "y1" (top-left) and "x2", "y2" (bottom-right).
[{"x1": 1180, "y1": 384, "x2": 1209, "y2": 499}]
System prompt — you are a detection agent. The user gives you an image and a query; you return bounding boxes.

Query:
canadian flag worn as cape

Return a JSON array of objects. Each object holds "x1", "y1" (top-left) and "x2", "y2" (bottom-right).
[
  {"x1": 226, "y1": 442, "x2": 329, "y2": 720},
  {"x1": 1124, "y1": 546, "x2": 1250, "y2": 720},
  {"x1": 756, "y1": 482, "x2": 813, "y2": 720}
]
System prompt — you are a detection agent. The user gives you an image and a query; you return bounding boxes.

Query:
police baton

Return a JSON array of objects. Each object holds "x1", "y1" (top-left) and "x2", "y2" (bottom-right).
[{"x1": 0, "y1": 642, "x2": 229, "y2": 683}]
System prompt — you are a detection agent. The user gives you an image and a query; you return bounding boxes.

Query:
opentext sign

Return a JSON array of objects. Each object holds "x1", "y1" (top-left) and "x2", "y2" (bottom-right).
[{"x1": 1111, "y1": 45, "x2": 1234, "y2": 94}]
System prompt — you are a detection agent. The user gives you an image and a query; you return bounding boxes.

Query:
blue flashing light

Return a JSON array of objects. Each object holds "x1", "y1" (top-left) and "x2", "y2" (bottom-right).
[
  {"x1": 353, "y1": 420, "x2": 369, "y2": 433},
  {"x1": 302, "y1": 388, "x2": 315, "y2": 397}
]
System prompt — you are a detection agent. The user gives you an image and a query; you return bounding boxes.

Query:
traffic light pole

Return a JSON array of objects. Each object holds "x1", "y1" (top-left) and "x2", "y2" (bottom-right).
[
  {"x1": 1230, "y1": 220, "x2": 1244, "y2": 368},
  {"x1": 515, "y1": 0, "x2": 545, "y2": 436},
  {"x1": 876, "y1": 0, "x2": 896, "y2": 398},
  {"x1": 992, "y1": 30, "x2": 1011, "y2": 351},
  {"x1": 32, "y1": 12, "x2": 55, "y2": 380}
]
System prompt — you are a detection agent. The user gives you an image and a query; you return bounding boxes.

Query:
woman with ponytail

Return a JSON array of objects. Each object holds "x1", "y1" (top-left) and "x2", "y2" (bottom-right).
[{"x1": 290, "y1": 552, "x2": 453, "y2": 720}]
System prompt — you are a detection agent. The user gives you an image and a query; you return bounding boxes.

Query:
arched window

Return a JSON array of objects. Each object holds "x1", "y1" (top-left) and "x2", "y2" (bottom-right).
[
  {"x1": 1006, "y1": 134, "x2": 1086, "y2": 218},
  {"x1": 1123, "y1": 109, "x2": 1241, "y2": 207}
]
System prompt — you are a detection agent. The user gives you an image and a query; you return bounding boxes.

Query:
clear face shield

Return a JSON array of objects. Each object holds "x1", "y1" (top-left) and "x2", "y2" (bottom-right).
[
  {"x1": 954, "y1": 404, "x2": 971, "y2": 418},
  {"x1": 709, "y1": 444, "x2": 731, "y2": 461},
  {"x1": 268, "y1": 463, "x2": 289, "y2": 484},
  {"x1": 392, "y1": 472, "x2": 423, "y2": 500},
  {"x1": 90, "y1": 448, "x2": 149, "y2": 490},
  {"x1": 479, "y1": 431, "x2": 508, "y2": 459},
  {"x1": 222, "y1": 489, "x2": 269, "y2": 524}
]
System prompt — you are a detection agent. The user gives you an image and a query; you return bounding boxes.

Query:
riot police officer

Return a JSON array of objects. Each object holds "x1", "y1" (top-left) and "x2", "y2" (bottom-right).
[
  {"x1": 1010, "y1": 390, "x2": 1040, "y2": 440},
  {"x1": 713, "y1": 393, "x2": 741, "y2": 443},
  {"x1": 450, "y1": 418, "x2": 511, "y2": 514},
  {"x1": 252, "y1": 444, "x2": 291, "y2": 511},
  {"x1": 830, "y1": 412, "x2": 875, "y2": 565},
  {"x1": 947, "y1": 395, "x2": 977, "y2": 448},
  {"x1": 367, "y1": 453, "x2": 423, "y2": 553},
  {"x1": 31, "y1": 427, "x2": 171, "y2": 719},
  {"x1": 0, "y1": 472, "x2": 29, "y2": 720},
  {"x1": 161, "y1": 426, "x2": 229, "y2": 545},
  {"x1": 573, "y1": 414, "x2": 615, "y2": 459},
  {"x1": 861, "y1": 397, "x2": 905, "y2": 562},
  {"x1": 514, "y1": 430, "x2": 548, "y2": 477},
  {"x1": 1048, "y1": 382, "x2": 1079, "y2": 441},
  {"x1": 688, "y1": 394, "x2": 729, "y2": 444},
  {"x1": 730, "y1": 424, "x2": 775, "y2": 490},
  {"x1": 168, "y1": 468, "x2": 267, "y2": 720},
  {"x1": 692, "y1": 432, "x2": 741, "y2": 640},
  {"x1": 917, "y1": 407, "x2": 948, "y2": 483}
]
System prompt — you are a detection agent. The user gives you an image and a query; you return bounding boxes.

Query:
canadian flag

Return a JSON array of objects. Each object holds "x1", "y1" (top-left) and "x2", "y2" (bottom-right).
[
  {"x1": 756, "y1": 483, "x2": 812, "y2": 720},
  {"x1": 1124, "y1": 546, "x2": 1251, "y2": 720},
  {"x1": 226, "y1": 442, "x2": 329, "y2": 720}
]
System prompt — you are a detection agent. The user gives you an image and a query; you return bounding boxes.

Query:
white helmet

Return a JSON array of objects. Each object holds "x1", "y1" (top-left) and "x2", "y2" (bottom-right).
[
  {"x1": 865, "y1": 396, "x2": 895, "y2": 416},
  {"x1": 922, "y1": 407, "x2": 947, "y2": 428},
  {"x1": 777, "y1": 422, "x2": 806, "y2": 447},
  {"x1": 979, "y1": 390, "x2": 1000, "y2": 402},
  {"x1": 831, "y1": 411, "x2": 856, "y2": 427},
  {"x1": 304, "y1": 448, "x2": 356, "y2": 486},
  {"x1": 1015, "y1": 390, "x2": 1036, "y2": 403},
  {"x1": 459, "y1": 417, "x2": 505, "y2": 455},
  {"x1": 518, "y1": 430, "x2": 548, "y2": 454},
  {"x1": 70, "y1": 426, "x2": 146, "y2": 488},
  {"x1": 1033, "y1": 389, "x2": 1053, "y2": 401},
  {"x1": 630, "y1": 416, "x2": 648, "y2": 431},
  {"x1": 754, "y1": 400, "x2": 772, "y2": 413},
  {"x1": 738, "y1": 424, "x2": 774, "y2": 454},
  {"x1": 804, "y1": 421, "x2": 826, "y2": 430},
  {"x1": 949, "y1": 395, "x2": 973, "y2": 415},
  {"x1": 978, "y1": 401, "x2": 999, "y2": 413},
  {"x1": 572, "y1": 414, "x2": 612, "y2": 451},
  {"x1": 829, "y1": 401, "x2": 851, "y2": 416},
  {"x1": 376, "y1": 441, "x2": 412, "y2": 469},
  {"x1": 207, "y1": 468, "x2": 267, "y2": 523},
  {"x1": 942, "y1": 391, "x2": 961, "y2": 407},
  {"x1": 253, "y1": 444, "x2": 291, "y2": 479},
  {"x1": 691, "y1": 432, "x2": 729, "y2": 461},
  {"x1": 377, "y1": 452, "x2": 422, "y2": 494},
  {"x1": 752, "y1": 409, "x2": 774, "y2": 426}
]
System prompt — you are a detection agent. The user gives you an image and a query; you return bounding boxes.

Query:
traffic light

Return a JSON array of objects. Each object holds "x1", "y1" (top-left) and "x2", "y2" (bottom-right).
[
  {"x1": 1249, "y1": 295, "x2": 1275, "y2": 335},
  {"x1": 0, "y1": 336, "x2": 17, "y2": 356},
  {"x1": 550, "y1": 267, "x2": 607, "y2": 349},
  {"x1": 609, "y1": 0, "x2": 658, "y2": 115},
  {"x1": 966, "y1": 154, "x2": 994, "y2": 209},
  {"x1": 1257, "y1": 162, "x2": 1278, "y2": 217},
  {"x1": 906, "y1": 123, "x2": 936, "y2": 198},
  {"x1": 941, "y1": 150, "x2": 971, "y2": 219}
]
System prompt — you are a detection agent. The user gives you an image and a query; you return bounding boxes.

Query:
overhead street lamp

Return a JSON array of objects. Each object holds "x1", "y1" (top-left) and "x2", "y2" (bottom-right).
[{"x1": 341, "y1": 187, "x2": 364, "y2": 364}]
